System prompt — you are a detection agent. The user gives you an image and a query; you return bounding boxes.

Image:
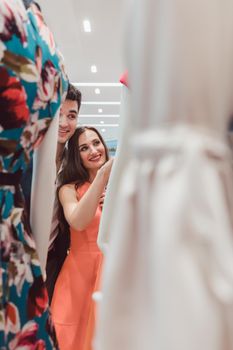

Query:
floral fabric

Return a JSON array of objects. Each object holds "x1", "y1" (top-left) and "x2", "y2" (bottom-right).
[{"x1": 0, "y1": 0, "x2": 68, "y2": 348}]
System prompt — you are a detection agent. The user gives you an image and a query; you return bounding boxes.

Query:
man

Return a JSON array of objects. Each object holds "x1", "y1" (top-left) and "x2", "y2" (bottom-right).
[
  {"x1": 56, "y1": 84, "x2": 82, "y2": 170},
  {"x1": 46, "y1": 83, "x2": 82, "y2": 302}
]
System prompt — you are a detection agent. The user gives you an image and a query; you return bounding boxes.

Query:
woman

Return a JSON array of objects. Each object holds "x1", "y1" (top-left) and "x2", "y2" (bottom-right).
[{"x1": 51, "y1": 126, "x2": 113, "y2": 350}]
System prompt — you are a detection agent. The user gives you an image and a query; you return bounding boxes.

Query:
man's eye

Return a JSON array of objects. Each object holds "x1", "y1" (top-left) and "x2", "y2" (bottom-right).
[{"x1": 68, "y1": 114, "x2": 76, "y2": 120}]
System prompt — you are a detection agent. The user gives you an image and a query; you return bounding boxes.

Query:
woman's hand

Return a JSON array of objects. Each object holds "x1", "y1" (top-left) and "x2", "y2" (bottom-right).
[
  {"x1": 99, "y1": 189, "x2": 106, "y2": 209},
  {"x1": 98, "y1": 158, "x2": 114, "y2": 184}
]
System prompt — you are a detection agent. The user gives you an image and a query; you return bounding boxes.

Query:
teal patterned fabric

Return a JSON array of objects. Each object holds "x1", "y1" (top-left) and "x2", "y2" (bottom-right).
[{"x1": 0, "y1": 0, "x2": 68, "y2": 348}]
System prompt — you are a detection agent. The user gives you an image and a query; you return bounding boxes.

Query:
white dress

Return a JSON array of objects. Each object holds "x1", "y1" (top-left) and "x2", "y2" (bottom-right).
[
  {"x1": 95, "y1": 0, "x2": 233, "y2": 349},
  {"x1": 97, "y1": 82, "x2": 130, "y2": 253}
]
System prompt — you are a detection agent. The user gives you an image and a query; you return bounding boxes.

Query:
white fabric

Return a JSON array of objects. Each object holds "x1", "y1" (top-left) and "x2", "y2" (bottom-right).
[
  {"x1": 97, "y1": 85, "x2": 130, "y2": 253},
  {"x1": 95, "y1": 0, "x2": 233, "y2": 349},
  {"x1": 30, "y1": 111, "x2": 59, "y2": 275}
]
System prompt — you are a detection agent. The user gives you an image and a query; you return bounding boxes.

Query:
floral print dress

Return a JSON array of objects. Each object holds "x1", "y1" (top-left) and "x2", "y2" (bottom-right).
[{"x1": 0, "y1": 1, "x2": 68, "y2": 348}]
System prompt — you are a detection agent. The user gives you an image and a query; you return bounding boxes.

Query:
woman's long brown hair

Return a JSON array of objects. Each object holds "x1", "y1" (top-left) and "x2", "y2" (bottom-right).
[{"x1": 57, "y1": 126, "x2": 110, "y2": 244}]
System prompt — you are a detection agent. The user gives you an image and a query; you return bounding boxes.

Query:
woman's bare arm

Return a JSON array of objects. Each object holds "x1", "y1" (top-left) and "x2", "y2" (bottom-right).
[{"x1": 59, "y1": 158, "x2": 113, "y2": 231}]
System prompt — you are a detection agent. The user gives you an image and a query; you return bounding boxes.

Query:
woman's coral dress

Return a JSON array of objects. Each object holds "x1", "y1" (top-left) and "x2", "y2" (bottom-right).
[{"x1": 51, "y1": 182, "x2": 103, "y2": 350}]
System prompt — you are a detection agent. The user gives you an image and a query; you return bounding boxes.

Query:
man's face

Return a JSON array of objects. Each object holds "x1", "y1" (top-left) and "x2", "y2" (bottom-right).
[{"x1": 58, "y1": 99, "x2": 79, "y2": 144}]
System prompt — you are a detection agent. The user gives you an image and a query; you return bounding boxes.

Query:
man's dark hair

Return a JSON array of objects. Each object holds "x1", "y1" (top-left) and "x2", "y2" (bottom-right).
[{"x1": 66, "y1": 84, "x2": 82, "y2": 111}]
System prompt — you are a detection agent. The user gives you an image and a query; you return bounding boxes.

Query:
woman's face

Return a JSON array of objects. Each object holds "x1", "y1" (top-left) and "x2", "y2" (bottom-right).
[{"x1": 78, "y1": 129, "x2": 106, "y2": 172}]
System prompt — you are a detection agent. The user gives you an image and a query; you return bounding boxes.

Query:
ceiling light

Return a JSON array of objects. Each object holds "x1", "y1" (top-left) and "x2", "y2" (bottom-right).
[
  {"x1": 83, "y1": 20, "x2": 91, "y2": 32},
  {"x1": 73, "y1": 82, "x2": 121, "y2": 87},
  {"x1": 91, "y1": 65, "x2": 97, "y2": 73},
  {"x1": 95, "y1": 88, "x2": 101, "y2": 94},
  {"x1": 98, "y1": 108, "x2": 103, "y2": 113},
  {"x1": 79, "y1": 114, "x2": 120, "y2": 118},
  {"x1": 79, "y1": 124, "x2": 119, "y2": 127},
  {"x1": 82, "y1": 102, "x2": 121, "y2": 105},
  {"x1": 100, "y1": 121, "x2": 104, "y2": 124},
  {"x1": 101, "y1": 129, "x2": 106, "y2": 132}
]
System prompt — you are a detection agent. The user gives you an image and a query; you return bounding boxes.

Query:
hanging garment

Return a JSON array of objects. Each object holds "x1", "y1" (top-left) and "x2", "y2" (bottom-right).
[
  {"x1": 0, "y1": 0, "x2": 68, "y2": 348},
  {"x1": 95, "y1": 0, "x2": 233, "y2": 349},
  {"x1": 97, "y1": 78, "x2": 130, "y2": 254},
  {"x1": 51, "y1": 182, "x2": 103, "y2": 350}
]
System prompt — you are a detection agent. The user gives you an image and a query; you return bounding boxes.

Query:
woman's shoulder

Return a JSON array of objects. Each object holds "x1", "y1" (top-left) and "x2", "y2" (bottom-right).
[
  {"x1": 59, "y1": 182, "x2": 89, "y2": 196},
  {"x1": 59, "y1": 183, "x2": 75, "y2": 193},
  {"x1": 58, "y1": 183, "x2": 76, "y2": 199},
  {"x1": 59, "y1": 182, "x2": 90, "y2": 203}
]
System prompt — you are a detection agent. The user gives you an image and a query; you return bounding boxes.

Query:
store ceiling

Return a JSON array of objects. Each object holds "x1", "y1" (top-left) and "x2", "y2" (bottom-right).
[{"x1": 39, "y1": 0, "x2": 128, "y2": 140}]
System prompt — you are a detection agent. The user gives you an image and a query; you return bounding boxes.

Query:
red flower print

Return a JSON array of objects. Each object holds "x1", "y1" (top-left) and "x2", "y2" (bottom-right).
[
  {"x1": 0, "y1": 67, "x2": 29, "y2": 130},
  {"x1": 27, "y1": 276, "x2": 49, "y2": 319},
  {"x1": 31, "y1": 4, "x2": 56, "y2": 55},
  {"x1": 33, "y1": 60, "x2": 60, "y2": 110},
  {"x1": 5, "y1": 302, "x2": 20, "y2": 335},
  {"x1": 0, "y1": 0, "x2": 28, "y2": 45},
  {"x1": 35, "y1": 340, "x2": 46, "y2": 350},
  {"x1": 9, "y1": 321, "x2": 46, "y2": 350}
]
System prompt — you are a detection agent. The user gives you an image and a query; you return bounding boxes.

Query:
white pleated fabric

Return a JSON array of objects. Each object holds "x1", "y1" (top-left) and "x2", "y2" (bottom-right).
[
  {"x1": 95, "y1": 0, "x2": 233, "y2": 350},
  {"x1": 97, "y1": 85, "x2": 130, "y2": 253}
]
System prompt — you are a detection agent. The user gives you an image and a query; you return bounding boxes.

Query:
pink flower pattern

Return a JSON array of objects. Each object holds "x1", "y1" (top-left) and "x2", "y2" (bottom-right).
[
  {"x1": 33, "y1": 60, "x2": 60, "y2": 110},
  {"x1": 9, "y1": 321, "x2": 46, "y2": 350},
  {"x1": 0, "y1": 0, "x2": 68, "y2": 348},
  {"x1": 0, "y1": 0, "x2": 28, "y2": 46}
]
